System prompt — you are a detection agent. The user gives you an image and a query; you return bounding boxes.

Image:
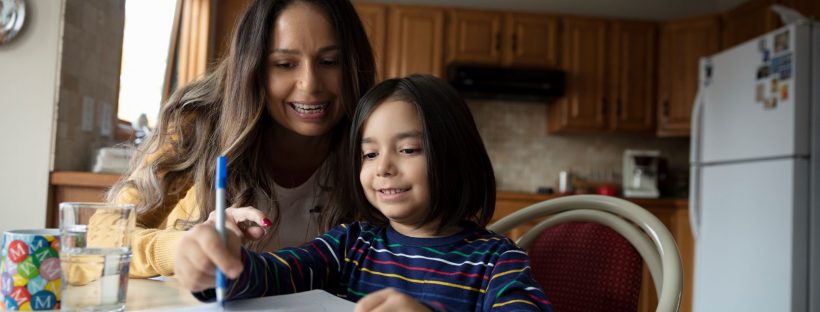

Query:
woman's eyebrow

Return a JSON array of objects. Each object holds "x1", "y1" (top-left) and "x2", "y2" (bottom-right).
[{"x1": 270, "y1": 45, "x2": 339, "y2": 55}]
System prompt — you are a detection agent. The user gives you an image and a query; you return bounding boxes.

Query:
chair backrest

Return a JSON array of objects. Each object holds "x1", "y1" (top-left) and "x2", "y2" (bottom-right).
[
  {"x1": 488, "y1": 195, "x2": 682, "y2": 312},
  {"x1": 529, "y1": 222, "x2": 644, "y2": 312}
]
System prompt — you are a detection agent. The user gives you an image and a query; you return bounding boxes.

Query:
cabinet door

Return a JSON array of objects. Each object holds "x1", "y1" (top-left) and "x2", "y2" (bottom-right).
[
  {"x1": 722, "y1": 0, "x2": 779, "y2": 49},
  {"x1": 548, "y1": 17, "x2": 608, "y2": 133},
  {"x1": 657, "y1": 16, "x2": 721, "y2": 137},
  {"x1": 355, "y1": 3, "x2": 387, "y2": 81},
  {"x1": 386, "y1": 6, "x2": 445, "y2": 78},
  {"x1": 503, "y1": 13, "x2": 559, "y2": 68},
  {"x1": 446, "y1": 9, "x2": 502, "y2": 65},
  {"x1": 609, "y1": 21, "x2": 656, "y2": 133}
]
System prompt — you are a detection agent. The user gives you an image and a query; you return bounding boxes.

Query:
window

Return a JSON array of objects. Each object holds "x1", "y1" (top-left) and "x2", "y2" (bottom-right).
[{"x1": 117, "y1": 0, "x2": 178, "y2": 128}]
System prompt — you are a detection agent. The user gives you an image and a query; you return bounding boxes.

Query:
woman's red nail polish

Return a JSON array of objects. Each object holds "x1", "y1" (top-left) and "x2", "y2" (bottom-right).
[{"x1": 262, "y1": 218, "x2": 273, "y2": 227}]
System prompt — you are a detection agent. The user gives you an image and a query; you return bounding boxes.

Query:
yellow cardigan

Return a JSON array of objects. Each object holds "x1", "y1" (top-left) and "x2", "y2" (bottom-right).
[{"x1": 112, "y1": 185, "x2": 200, "y2": 278}]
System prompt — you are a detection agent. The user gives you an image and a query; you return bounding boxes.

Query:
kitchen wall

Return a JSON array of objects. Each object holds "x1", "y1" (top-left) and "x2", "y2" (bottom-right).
[
  {"x1": 467, "y1": 99, "x2": 690, "y2": 195},
  {"x1": 53, "y1": 0, "x2": 125, "y2": 171},
  {"x1": 0, "y1": 0, "x2": 64, "y2": 233}
]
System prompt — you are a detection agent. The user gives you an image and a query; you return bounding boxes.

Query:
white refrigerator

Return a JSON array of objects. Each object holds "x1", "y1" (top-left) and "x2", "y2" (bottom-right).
[{"x1": 690, "y1": 21, "x2": 819, "y2": 311}]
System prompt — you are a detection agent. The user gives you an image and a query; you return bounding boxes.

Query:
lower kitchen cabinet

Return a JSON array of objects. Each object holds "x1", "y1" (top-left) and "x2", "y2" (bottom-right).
[
  {"x1": 492, "y1": 192, "x2": 693, "y2": 312},
  {"x1": 48, "y1": 171, "x2": 122, "y2": 228}
]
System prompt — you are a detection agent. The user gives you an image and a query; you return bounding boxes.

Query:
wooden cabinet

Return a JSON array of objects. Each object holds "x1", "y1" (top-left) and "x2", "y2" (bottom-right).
[
  {"x1": 503, "y1": 13, "x2": 560, "y2": 68},
  {"x1": 47, "y1": 172, "x2": 121, "y2": 228},
  {"x1": 446, "y1": 9, "x2": 503, "y2": 65},
  {"x1": 722, "y1": 0, "x2": 780, "y2": 49},
  {"x1": 492, "y1": 192, "x2": 693, "y2": 312},
  {"x1": 657, "y1": 16, "x2": 721, "y2": 137},
  {"x1": 548, "y1": 17, "x2": 608, "y2": 132},
  {"x1": 446, "y1": 10, "x2": 559, "y2": 68},
  {"x1": 550, "y1": 18, "x2": 656, "y2": 134},
  {"x1": 609, "y1": 21, "x2": 657, "y2": 133},
  {"x1": 385, "y1": 6, "x2": 445, "y2": 78},
  {"x1": 779, "y1": 0, "x2": 820, "y2": 20},
  {"x1": 355, "y1": 3, "x2": 387, "y2": 81}
]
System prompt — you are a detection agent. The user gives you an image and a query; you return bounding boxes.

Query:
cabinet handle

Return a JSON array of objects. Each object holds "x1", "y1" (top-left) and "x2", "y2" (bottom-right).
[
  {"x1": 495, "y1": 32, "x2": 501, "y2": 51},
  {"x1": 662, "y1": 100, "x2": 670, "y2": 120},
  {"x1": 512, "y1": 33, "x2": 518, "y2": 53}
]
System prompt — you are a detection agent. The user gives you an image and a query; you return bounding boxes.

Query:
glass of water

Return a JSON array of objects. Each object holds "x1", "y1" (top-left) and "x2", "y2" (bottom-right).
[{"x1": 59, "y1": 202, "x2": 135, "y2": 312}]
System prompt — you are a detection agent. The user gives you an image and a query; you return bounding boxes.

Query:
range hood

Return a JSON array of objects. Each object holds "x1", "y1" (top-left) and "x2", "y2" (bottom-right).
[{"x1": 445, "y1": 64, "x2": 565, "y2": 102}]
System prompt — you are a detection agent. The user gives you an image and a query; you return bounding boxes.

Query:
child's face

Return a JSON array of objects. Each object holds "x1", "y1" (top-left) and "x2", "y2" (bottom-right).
[{"x1": 359, "y1": 100, "x2": 431, "y2": 233}]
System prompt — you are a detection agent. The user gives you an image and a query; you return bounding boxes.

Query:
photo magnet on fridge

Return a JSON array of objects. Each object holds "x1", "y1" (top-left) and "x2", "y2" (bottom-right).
[
  {"x1": 774, "y1": 30, "x2": 789, "y2": 53},
  {"x1": 756, "y1": 65, "x2": 770, "y2": 79},
  {"x1": 780, "y1": 83, "x2": 789, "y2": 102},
  {"x1": 764, "y1": 97, "x2": 777, "y2": 109},
  {"x1": 756, "y1": 83, "x2": 765, "y2": 103},
  {"x1": 772, "y1": 53, "x2": 793, "y2": 80}
]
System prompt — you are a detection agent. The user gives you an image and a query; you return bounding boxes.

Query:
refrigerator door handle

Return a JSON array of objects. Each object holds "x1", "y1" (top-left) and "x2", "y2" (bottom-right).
[{"x1": 689, "y1": 84, "x2": 705, "y2": 239}]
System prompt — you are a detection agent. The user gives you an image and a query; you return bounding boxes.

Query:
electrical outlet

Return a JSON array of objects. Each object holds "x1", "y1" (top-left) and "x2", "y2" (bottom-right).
[
  {"x1": 100, "y1": 102, "x2": 113, "y2": 137},
  {"x1": 82, "y1": 96, "x2": 94, "y2": 132}
]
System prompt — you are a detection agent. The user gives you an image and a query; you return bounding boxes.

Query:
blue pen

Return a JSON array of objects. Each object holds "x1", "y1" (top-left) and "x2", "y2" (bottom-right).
[{"x1": 215, "y1": 155, "x2": 227, "y2": 306}]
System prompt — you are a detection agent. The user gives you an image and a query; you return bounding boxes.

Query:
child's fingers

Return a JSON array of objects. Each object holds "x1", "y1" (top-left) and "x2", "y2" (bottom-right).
[
  {"x1": 355, "y1": 288, "x2": 431, "y2": 312},
  {"x1": 354, "y1": 288, "x2": 389, "y2": 312},
  {"x1": 175, "y1": 226, "x2": 217, "y2": 291},
  {"x1": 190, "y1": 224, "x2": 244, "y2": 278}
]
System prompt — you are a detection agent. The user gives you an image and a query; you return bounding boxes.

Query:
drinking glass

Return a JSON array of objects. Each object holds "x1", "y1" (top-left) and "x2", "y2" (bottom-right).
[{"x1": 59, "y1": 202, "x2": 134, "y2": 312}]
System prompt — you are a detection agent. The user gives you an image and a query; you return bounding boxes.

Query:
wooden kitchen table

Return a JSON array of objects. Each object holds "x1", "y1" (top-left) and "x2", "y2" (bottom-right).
[{"x1": 125, "y1": 278, "x2": 204, "y2": 311}]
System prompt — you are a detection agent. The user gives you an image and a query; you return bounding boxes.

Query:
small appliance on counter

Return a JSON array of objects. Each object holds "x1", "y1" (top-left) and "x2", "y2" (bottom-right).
[{"x1": 623, "y1": 149, "x2": 661, "y2": 198}]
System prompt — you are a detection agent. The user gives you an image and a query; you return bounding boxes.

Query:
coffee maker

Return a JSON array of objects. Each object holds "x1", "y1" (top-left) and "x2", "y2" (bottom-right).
[{"x1": 623, "y1": 149, "x2": 661, "y2": 198}]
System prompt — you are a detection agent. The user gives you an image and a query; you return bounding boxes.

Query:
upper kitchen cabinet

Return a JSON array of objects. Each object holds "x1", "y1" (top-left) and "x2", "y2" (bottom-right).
[
  {"x1": 549, "y1": 17, "x2": 608, "y2": 132},
  {"x1": 657, "y1": 16, "x2": 721, "y2": 137},
  {"x1": 445, "y1": 9, "x2": 503, "y2": 65},
  {"x1": 722, "y1": 0, "x2": 780, "y2": 49},
  {"x1": 550, "y1": 17, "x2": 656, "y2": 134},
  {"x1": 609, "y1": 21, "x2": 657, "y2": 133},
  {"x1": 446, "y1": 9, "x2": 559, "y2": 68},
  {"x1": 385, "y1": 5, "x2": 445, "y2": 78},
  {"x1": 354, "y1": 3, "x2": 387, "y2": 81},
  {"x1": 779, "y1": 0, "x2": 820, "y2": 20}
]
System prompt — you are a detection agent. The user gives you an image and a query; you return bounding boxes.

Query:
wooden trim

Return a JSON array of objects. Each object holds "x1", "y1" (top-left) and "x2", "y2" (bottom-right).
[
  {"x1": 162, "y1": 0, "x2": 185, "y2": 103},
  {"x1": 50, "y1": 171, "x2": 123, "y2": 188}
]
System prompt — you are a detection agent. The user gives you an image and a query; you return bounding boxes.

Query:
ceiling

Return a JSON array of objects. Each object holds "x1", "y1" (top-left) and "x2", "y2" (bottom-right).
[{"x1": 360, "y1": 0, "x2": 751, "y2": 21}]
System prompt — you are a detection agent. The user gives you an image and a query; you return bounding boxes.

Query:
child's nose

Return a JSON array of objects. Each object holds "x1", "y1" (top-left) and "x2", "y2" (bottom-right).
[{"x1": 376, "y1": 156, "x2": 395, "y2": 177}]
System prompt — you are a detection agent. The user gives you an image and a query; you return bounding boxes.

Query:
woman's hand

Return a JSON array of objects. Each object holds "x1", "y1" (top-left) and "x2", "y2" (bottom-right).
[
  {"x1": 206, "y1": 206, "x2": 272, "y2": 241},
  {"x1": 174, "y1": 223, "x2": 243, "y2": 292},
  {"x1": 354, "y1": 288, "x2": 432, "y2": 312}
]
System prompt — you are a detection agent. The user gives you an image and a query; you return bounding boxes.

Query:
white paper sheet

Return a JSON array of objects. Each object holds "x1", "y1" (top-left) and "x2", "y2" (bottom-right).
[{"x1": 142, "y1": 290, "x2": 354, "y2": 312}]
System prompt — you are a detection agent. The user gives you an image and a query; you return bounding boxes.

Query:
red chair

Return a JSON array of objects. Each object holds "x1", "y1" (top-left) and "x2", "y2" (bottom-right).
[{"x1": 488, "y1": 195, "x2": 682, "y2": 312}]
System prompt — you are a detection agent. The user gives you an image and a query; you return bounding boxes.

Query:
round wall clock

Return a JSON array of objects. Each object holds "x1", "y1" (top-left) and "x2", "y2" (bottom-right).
[{"x1": 0, "y1": 0, "x2": 26, "y2": 45}]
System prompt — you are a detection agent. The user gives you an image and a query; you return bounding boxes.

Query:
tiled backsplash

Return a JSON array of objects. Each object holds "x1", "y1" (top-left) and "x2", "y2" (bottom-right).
[
  {"x1": 466, "y1": 99, "x2": 690, "y2": 195},
  {"x1": 54, "y1": 0, "x2": 125, "y2": 171}
]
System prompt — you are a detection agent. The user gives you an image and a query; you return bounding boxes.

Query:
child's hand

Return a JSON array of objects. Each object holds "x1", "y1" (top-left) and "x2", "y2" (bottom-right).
[
  {"x1": 354, "y1": 288, "x2": 432, "y2": 312},
  {"x1": 174, "y1": 223, "x2": 243, "y2": 292},
  {"x1": 206, "y1": 206, "x2": 272, "y2": 241}
]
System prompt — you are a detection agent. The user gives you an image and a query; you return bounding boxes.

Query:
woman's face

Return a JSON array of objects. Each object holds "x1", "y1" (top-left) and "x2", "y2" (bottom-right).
[{"x1": 266, "y1": 2, "x2": 343, "y2": 137}]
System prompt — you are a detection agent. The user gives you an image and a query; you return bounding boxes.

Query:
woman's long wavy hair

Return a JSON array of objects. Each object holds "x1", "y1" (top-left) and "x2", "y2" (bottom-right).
[{"x1": 107, "y1": 0, "x2": 375, "y2": 250}]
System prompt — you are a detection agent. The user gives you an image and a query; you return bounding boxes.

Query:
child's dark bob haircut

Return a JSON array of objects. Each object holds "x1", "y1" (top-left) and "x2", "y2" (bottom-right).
[{"x1": 348, "y1": 74, "x2": 496, "y2": 234}]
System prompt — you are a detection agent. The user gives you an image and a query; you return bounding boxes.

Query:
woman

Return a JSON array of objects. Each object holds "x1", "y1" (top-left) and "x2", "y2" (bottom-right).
[{"x1": 107, "y1": 0, "x2": 375, "y2": 278}]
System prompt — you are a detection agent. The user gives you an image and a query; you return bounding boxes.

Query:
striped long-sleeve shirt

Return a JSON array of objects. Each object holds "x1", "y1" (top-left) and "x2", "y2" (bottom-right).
[{"x1": 198, "y1": 222, "x2": 553, "y2": 311}]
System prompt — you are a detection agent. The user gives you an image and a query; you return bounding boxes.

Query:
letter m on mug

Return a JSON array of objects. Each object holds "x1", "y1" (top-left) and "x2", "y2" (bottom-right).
[{"x1": 7, "y1": 240, "x2": 29, "y2": 263}]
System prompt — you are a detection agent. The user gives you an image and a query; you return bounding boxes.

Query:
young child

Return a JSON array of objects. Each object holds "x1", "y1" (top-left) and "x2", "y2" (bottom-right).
[{"x1": 175, "y1": 75, "x2": 553, "y2": 311}]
